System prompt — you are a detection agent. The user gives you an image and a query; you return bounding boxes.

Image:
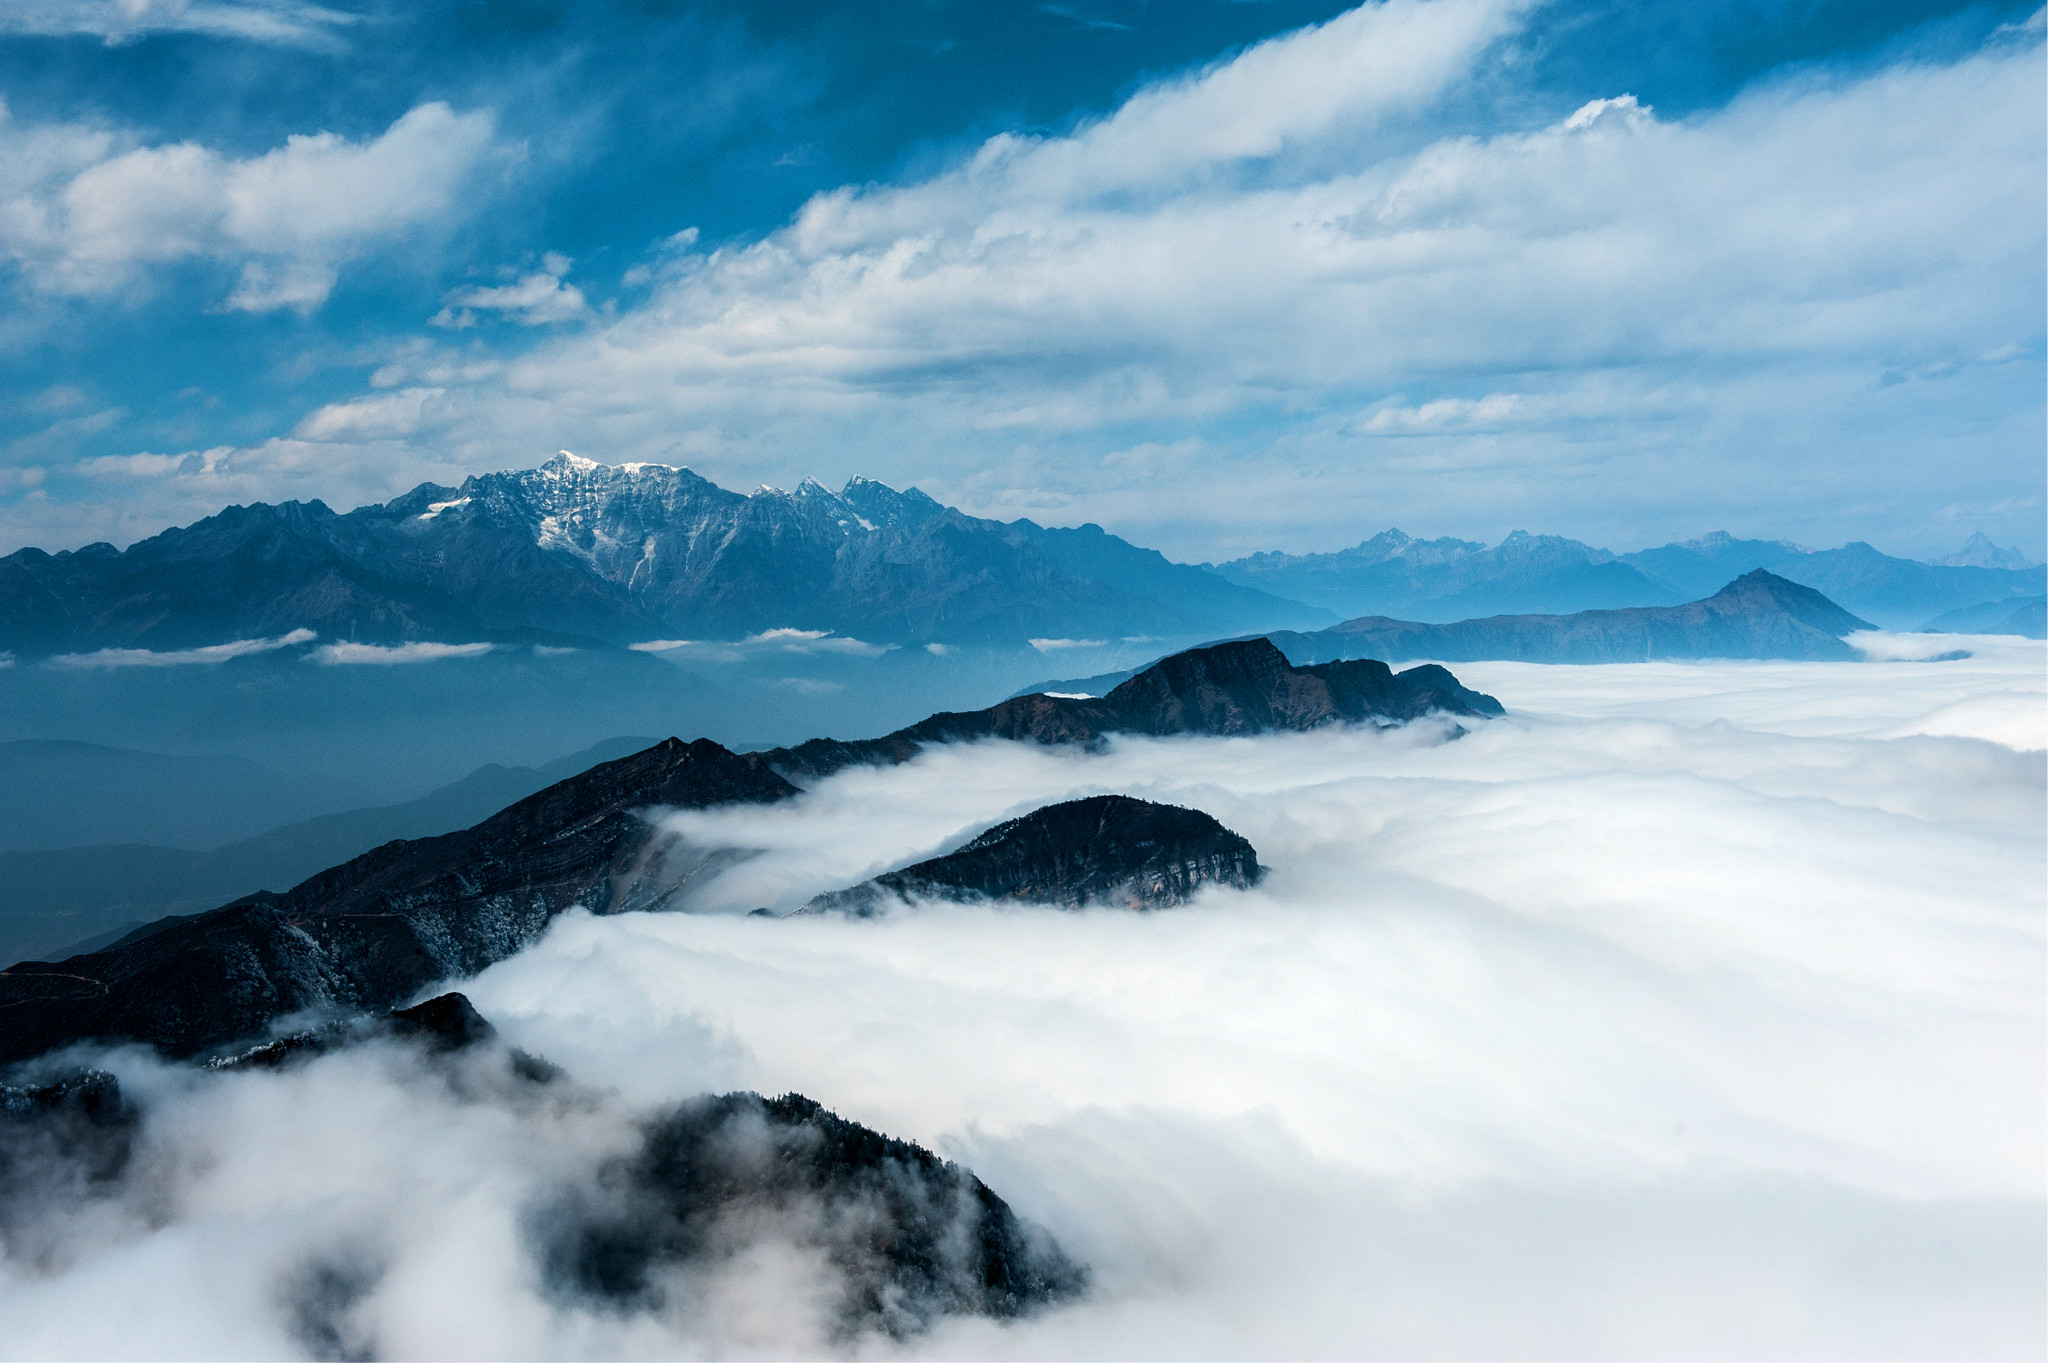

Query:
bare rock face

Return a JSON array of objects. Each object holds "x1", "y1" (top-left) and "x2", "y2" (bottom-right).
[
  {"x1": 804, "y1": 795, "x2": 1263, "y2": 915},
  {"x1": 766, "y1": 638, "x2": 1502, "y2": 782},
  {"x1": 0, "y1": 739, "x2": 795, "y2": 1065}
]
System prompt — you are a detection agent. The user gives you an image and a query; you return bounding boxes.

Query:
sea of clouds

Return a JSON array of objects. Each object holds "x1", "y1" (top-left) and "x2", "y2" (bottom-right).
[{"x1": 1, "y1": 637, "x2": 2041, "y2": 1359}]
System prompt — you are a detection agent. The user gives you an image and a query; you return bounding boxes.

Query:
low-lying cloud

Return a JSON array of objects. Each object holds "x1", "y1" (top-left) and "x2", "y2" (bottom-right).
[
  {"x1": 47, "y1": 626, "x2": 315, "y2": 668},
  {"x1": 1, "y1": 645, "x2": 2041, "y2": 1357},
  {"x1": 308, "y1": 640, "x2": 495, "y2": 666}
]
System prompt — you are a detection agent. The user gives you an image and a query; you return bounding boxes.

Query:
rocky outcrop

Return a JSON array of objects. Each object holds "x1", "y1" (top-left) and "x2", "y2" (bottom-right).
[
  {"x1": 0, "y1": 739, "x2": 795, "y2": 1065},
  {"x1": 804, "y1": 795, "x2": 1263, "y2": 915},
  {"x1": 2, "y1": 994, "x2": 1086, "y2": 1344},
  {"x1": 765, "y1": 638, "x2": 1502, "y2": 782}
]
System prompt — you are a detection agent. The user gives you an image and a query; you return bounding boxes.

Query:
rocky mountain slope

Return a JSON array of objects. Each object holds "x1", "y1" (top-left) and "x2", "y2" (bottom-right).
[
  {"x1": 764, "y1": 638, "x2": 1503, "y2": 781},
  {"x1": 0, "y1": 453, "x2": 1320, "y2": 656},
  {"x1": 803, "y1": 795, "x2": 1263, "y2": 915},
  {"x1": 0, "y1": 739, "x2": 794, "y2": 1065}
]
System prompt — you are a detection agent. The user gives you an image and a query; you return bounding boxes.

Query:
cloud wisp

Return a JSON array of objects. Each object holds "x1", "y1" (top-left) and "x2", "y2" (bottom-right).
[
  {"x1": 1, "y1": 645, "x2": 2038, "y2": 1357},
  {"x1": 47, "y1": 626, "x2": 315, "y2": 668},
  {"x1": 307, "y1": 640, "x2": 495, "y2": 665}
]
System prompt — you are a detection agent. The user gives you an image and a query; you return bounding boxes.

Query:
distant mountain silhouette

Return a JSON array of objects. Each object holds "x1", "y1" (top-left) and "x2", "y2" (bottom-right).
[
  {"x1": 1211, "y1": 528, "x2": 1679, "y2": 621},
  {"x1": 1019, "y1": 571, "x2": 1882, "y2": 694},
  {"x1": 764, "y1": 638, "x2": 1502, "y2": 781},
  {"x1": 1276, "y1": 570, "x2": 1878, "y2": 664},
  {"x1": 0, "y1": 453, "x2": 1322, "y2": 657},
  {"x1": 1210, "y1": 527, "x2": 2044, "y2": 629},
  {"x1": 802, "y1": 795, "x2": 1263, "y2": 915},
  {"x1": 1919, "y1": 596, "x2": 2046, "y2": 638}
]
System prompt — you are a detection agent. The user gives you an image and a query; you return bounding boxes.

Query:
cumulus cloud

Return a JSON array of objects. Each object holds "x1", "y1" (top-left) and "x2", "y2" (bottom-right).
[
  {"x1": 48, "y1": 626, "x2": 315, "y2": 667},
  {"x1": 0, "y1": 0, "x2": 358, "y2": 47},
  {"x1": 308, "y1": 640, "x2": 494, "y2": 665},
  {"x1": 2, "y1": 648, "x2": 2038, "y2": 1357},
  {"x1": 0, "y1": 101, "x2": 505, "y2": 311},
  {"x1": 101, "y1": 0, "x2": 2021, "y2": 565},
  {"x1": 430, "y1": 253, "x2": 593, "y2": 329}
]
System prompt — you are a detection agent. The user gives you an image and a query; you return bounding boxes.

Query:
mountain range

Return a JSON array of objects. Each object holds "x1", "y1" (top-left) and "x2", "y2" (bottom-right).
[
  {"x1": 0, "y1": 452, "x2": 1325, "y2": 657},
  {"x1": 0, "y1": 640, "x2": 1498, "y2": 1065},
  {"x1": 1018, "y1": 571, "x2": 1896, "y2": 697},
  {"x1": 1210, "y1": 528, "x2": 2042, "y2": 629}
]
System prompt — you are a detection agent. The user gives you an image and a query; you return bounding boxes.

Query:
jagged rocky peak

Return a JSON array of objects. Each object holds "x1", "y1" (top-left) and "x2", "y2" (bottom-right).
[{"x1": 803, "y1": 794, "x2": 1264, "y2": 915}]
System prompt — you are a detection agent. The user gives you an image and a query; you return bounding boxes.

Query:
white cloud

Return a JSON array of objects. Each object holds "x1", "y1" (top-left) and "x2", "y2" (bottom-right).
[
  {"x1": 2, "y1": 647, "x2": 2037, "y2": 1356},
  {"x1": 1029, "y1": 638, "x2": 1108, "y2": 651},
  {"x1": 430, "y1": 253, "x2": 592, "y2": 329},
  {"x1": 0, "y1": 102, "x2": 505, "y2": 311},
  {"x1": 47, "y1": 626, "x2": 315, "y2": 667},
  {"x1": 0, "y1": 0, "x2": 359, "y2": 47},
  {"x1": 2, "y1": 0, "x2": 2041, "y2": 561},
  {"x1": 308, "y1": 640, "x2": 494, "y2": 665}
]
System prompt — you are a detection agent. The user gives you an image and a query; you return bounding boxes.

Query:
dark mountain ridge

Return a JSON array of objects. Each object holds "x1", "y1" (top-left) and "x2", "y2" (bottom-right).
[
  {"x1": 0, "y1": 453, "x2": 1321, "y2": 657},
  {"x1": 803, "y1": 795, "x2": 1263, "y2": 916},
  {"x1": 763, "y1": 638, "x2": 1503, "y2": 782},
  {"x1": 0, "y1": 640, "x2": 1499, "y2": 1066},
  {"x1": 0, "y1": 738, "x2": 795, "y2": 1065}
]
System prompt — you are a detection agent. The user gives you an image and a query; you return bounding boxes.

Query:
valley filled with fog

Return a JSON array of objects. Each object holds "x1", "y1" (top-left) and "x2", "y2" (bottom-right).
[{"x1": 4, "y1": 638, "x2": 2039, "y2": 1359}]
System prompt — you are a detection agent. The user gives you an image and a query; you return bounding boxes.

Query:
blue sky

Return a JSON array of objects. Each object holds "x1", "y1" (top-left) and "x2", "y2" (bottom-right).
[{"x1": 0, "y1": 0, "x2": 2041, "y2": 561}]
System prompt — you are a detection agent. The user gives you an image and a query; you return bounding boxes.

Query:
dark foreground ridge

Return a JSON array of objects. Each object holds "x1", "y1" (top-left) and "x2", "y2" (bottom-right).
[
  {"x1": 766, "y1": 637, "x2": 1503, "y2": 782},
  {"x1": 0, "y1": 739, "x2": 795, "y2": 1066},
  {"x1": 2, "y1": 993, "x2": 1085, "y2": 1347},
  {"x1": 1285, "y1": 570, "x2": 1878, "y2": 665},
  {"x1": 805, "y1": 795, "x2": 1263, "y2": 915}
]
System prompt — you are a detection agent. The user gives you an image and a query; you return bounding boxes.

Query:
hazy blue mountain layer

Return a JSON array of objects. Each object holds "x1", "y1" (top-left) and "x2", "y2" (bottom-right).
[
  {"x1": 1618, "y1": 534, "x2": 2040, "y2": 629},
  {"x1": 1919, "y1": 596, "x2": 2047, "y2": 638},
  {"x1": 0, "y1": 453, "x2": 1321, "y2": 657},
  {"x1": 0, "y1": 740, "x2": 369, "y2": 854},
  {"x1": 1210, "y1": 529, "x2": 2040, "y2": 629},
  {"x1": 0, "y1": 737, "x2": 657, "y2": 969},
  {"x1": 1272, "y1": 570, "x2": 1876, "y2": 665},
  {"x1": 1017, "y1": 572, "x2": 1882, "y2": 694}
]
